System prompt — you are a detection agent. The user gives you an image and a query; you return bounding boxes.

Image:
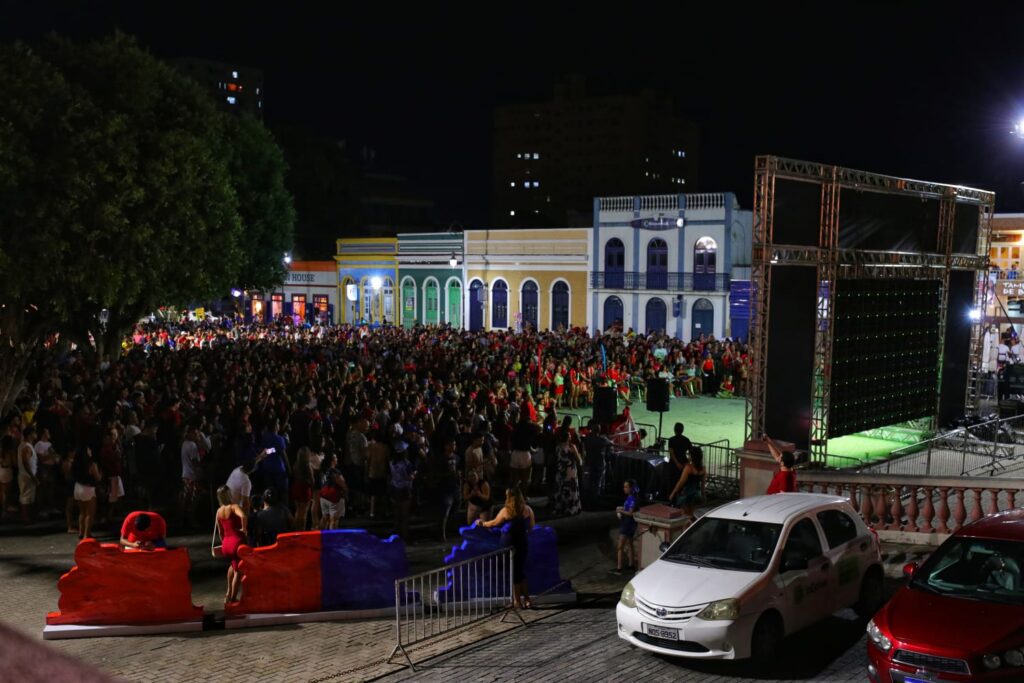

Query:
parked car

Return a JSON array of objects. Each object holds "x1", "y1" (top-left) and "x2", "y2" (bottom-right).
[
  {"x1": 616, "y1": 493, "x2": 883, "y2": 662},
  {"x1": 867, "y1": 508, "x2": 1024, "y2": 682}
]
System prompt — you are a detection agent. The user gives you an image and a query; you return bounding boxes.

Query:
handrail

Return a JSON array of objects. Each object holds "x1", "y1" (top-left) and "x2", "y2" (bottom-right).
[{"x1": 797, "y1": 469, "x2": 1024, "y2": 489}]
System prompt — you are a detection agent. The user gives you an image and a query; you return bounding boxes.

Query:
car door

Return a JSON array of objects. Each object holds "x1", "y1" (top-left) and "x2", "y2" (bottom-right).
[
  {"x1": 816, "y1": 507, "x2": 868, "y2": 609},
  {"x1": 775, "y1": 517, "x2": 831, "y2": 633}
]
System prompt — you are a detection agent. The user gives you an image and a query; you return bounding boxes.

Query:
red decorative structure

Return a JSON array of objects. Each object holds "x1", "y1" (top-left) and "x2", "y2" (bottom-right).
[
  {"x1": 224, "y1": 531, "x2": 322, "y2": 617},
  {"x1": 47, "y1": 540, "x2": 202, "y2": 626}
]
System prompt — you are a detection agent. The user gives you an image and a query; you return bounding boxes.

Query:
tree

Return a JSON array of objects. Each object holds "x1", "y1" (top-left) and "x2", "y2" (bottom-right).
[
  {"x1": 0, "y1": 33, "x2": 294, "y2": 412},
  {"x1": 225, "y1": 114, "x2": 295, "y2": 291}
]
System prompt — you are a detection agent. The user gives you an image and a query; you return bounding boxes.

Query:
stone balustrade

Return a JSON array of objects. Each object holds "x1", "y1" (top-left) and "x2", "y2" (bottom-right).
[{"x1": 796, "y1": 471, "x2": 1024, "y2": 545}]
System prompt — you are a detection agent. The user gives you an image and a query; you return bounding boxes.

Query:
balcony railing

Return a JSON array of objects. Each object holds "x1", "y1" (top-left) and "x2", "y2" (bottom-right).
[{"x1": 590, "y1": 271, "x2": 730, "y2": 292}]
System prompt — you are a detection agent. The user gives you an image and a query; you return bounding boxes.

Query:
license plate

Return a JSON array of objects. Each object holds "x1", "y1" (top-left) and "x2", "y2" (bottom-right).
[
  {"x1": 643, "y1": 623, "x2": 679, "y2": 640},
  {"x1": 904, "y1": 677, "x2": 934, "y2": 683}
]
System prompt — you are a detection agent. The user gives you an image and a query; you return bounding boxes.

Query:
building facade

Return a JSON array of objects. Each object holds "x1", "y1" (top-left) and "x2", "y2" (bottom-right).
[
  {"x1": 334, "y1": 238, "x2": 399, "y2": 325},
  {"x1": 246, "y1": 261, "x2": 337, "y2": 324},
  {"x1": 463, "y1": 228, "x2": 590, "y2": 332},
  {"x1": 589, "y1": 192, "x2": 752, "y2": 340},
  {"x1": 171, "y1": 58, "x2": 264, "y2": 117},
  {"x1": 396, "y1": 232, "x2": 465, "y2": 327},
  {"x1": 493, "y1": 77, "x2": 700, "y2": 229}
]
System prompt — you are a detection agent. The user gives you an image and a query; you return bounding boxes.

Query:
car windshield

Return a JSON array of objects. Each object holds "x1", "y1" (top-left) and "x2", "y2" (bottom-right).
[
  {"x1": 911, "y1": 537, "x2": 1024, "y2": 605},
  {"x1": 662, "y1": 516, "x2": 782, "y2": 573}
]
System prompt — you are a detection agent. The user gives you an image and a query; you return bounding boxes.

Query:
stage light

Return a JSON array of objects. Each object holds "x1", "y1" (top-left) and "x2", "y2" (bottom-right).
[
  {"x1": 371, "y1": 276, "x2": 383, "y2": 290},
  {"x1": 969, "y1": 308, "x2": 981, "y2": 321}
]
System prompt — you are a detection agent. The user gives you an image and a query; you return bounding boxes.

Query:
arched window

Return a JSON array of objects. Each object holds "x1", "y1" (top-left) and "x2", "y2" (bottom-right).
[
  {"x1": 551, "y1": 281, "x2": 570, "y2": 330},
  {"x1": 492, "y1": 280, "x2": 508, "y2": 329},
  {"x1": 645, "y1": 298, "x2": 667, "y2": 335},
  {"x1": 691, "y1": 297, "x2": 714, "y2": 340},
  {"x1": 603, "y1": 296, "x2": 624, "y2": 332},
  {"x1": 401, "y1": 277, "x2": 417, "y2": 328},
  {"x1": 605, "y1": 238, "x2": 625, "y2": 288},
  {"x1": 647, "y1": 238, "x2": 668, "y2": 289},
  {"x1": 469, "y1": 279, "x2": 484, "y2": 331},
  {"x1": 340, "y1": 277, "x2": 358, "y2": 324},
  {"x1": 694, "y1": 236, "x2": 718, "y2": 291},
  {"x1": 381, "y1": 277, "x2": 394, "y2": 323},
  {"x1": 423, "y1": 277, "x2": 439, "y2": 325},
  {"x1": 521, "y1": 280, "x2": 539, "y2": 330}
]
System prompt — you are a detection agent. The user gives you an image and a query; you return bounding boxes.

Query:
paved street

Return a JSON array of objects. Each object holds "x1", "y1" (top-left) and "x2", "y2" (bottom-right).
[{"x1": 0, "y1": 522, "x2": 905, "y2": 683}]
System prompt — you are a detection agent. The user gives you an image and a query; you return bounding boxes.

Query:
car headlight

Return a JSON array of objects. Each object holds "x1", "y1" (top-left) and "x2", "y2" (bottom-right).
[
  {"x1": 695, "y1": 598, "x2": 739, "y2": 621},
  {"x1": 620, "y1": 581, "x2": 636, "y2": 609},
  {"x1": 866, "y1": 619, "x2": 892, "y2": 654},
  {"x1": 983, "y1": 653, "x2": 1002, "y2": 670},
  {"x1": 1005, "y1": 649, "x2": 1024, "y2": 667}
]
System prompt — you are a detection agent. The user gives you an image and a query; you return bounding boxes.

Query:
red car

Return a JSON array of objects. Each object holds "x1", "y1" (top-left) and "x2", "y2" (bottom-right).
[{"x1": 867, "y1": 509, "x2": 1024, "y2": 682}]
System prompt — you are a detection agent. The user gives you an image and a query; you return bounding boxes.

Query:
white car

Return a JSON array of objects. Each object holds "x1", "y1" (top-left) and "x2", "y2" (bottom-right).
[{"x1": 616, "y1": 493, "x2": 883, "y2": 662}]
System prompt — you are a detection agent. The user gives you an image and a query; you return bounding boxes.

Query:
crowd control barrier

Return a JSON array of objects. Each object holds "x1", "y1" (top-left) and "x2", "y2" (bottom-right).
[
  {"x1": 44, "y1": 540, "x2": 203, "y2": 639},
  {"x1": 388, "y1": 546, "x2": 524, "y2": 671},
  {"x1": 224, "y1": 528, "x2": 407, "y2": 629}
]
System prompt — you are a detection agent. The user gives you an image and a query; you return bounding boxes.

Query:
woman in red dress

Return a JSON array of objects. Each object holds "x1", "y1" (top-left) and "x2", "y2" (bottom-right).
[{"x1": 216, "y1": 486, "x2": 248, "y2": 604}]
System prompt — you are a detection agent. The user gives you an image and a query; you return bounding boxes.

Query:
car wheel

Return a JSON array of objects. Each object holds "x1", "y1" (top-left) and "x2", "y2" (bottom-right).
[
  {"x1": 854, "y1": 568, "x2": 884, "y2": 619},
  {"x1": 750, "y1": 612, "x2": 782, "y2": 667}
]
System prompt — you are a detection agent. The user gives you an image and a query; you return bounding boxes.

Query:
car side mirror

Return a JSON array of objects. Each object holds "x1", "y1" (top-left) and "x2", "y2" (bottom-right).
[
  {"x1": 902, "y1": 562, "x2": 919, "y2": 579},
  {"x1": 659, "y1": 542, "x2": 670, "y2": 553}
]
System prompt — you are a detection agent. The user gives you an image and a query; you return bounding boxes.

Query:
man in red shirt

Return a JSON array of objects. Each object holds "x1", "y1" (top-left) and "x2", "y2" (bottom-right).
[
  {"x1": 763, "y1": 435, "x2": 797, "y2": 495},
  {"x1": 119, "y1": 511, "x2": 168, "y2": 550}
]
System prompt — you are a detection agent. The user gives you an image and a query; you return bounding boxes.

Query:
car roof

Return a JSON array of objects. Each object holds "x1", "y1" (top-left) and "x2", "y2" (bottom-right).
[
  {"x1": 957, "y1": 508, "x2": 1024, "y2": 542},
  {"x1": 708, "y1": 493, "x2": 852, "y2": 524}
]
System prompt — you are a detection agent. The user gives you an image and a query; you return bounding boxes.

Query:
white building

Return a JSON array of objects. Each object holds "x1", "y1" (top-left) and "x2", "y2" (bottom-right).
[{"x1": 589, "y1": 193, "x2": 751, "y2": 340}]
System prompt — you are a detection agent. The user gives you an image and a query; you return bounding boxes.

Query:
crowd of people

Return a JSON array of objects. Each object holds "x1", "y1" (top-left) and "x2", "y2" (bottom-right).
[{"x1": 0, "y1": 321, "x2": 750, "y2": 549}]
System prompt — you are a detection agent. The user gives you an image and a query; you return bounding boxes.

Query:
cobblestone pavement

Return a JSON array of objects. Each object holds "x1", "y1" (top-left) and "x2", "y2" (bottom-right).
[
  {"x1": 374, "y1": 595, "x2": 878, "y2": 683},
  {"x1": 1, "y1": 524, "x2": 906, "y2": 683}
]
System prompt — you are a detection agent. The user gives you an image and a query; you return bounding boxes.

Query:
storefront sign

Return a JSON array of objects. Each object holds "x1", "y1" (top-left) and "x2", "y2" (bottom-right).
[
  {"x1": 1000, "y1": 280, "x2": 1024, "y2": 298},
  {"x1": 630, "y1": 216, "x2": 683, "y2": 231},
  {"x1": 286, "y1": 273, "x2": 316, "y2": 283}
]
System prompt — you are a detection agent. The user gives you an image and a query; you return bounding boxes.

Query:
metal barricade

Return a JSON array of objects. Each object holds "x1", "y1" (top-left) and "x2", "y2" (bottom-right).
[{"x1": 388, "y1": 546, "x2": 526, "y2": 671}]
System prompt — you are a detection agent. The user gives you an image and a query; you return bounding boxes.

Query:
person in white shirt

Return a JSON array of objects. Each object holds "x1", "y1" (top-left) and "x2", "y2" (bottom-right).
[
  {"x1": 226, "y1": 450, "x2": 268, "y2": 513},
  {"x1": 998, "y1": 340, "x2": 1010, "y2": 364},
  {"x1": 17, "y1": 425, "x2": 39, "y2": 522}
]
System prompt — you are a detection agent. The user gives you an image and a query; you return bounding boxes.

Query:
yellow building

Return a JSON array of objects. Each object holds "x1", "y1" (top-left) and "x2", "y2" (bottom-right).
[
  {"x1": 334, "y1": 238, "x2": 399, "y2": 324},
  {"x1": 463, "y1": 228, "x2": 590, "y2": 332}
]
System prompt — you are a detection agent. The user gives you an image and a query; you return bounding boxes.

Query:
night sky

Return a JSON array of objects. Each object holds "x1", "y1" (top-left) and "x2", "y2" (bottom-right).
[{"x1": 6, "y1": 3, "x2": 1024, "y2": 224}]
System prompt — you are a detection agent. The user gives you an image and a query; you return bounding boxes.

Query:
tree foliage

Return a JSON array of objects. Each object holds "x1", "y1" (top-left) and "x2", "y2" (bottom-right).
[{"x1": 0, "y1": 32, "x2": 295, "y2": 411}]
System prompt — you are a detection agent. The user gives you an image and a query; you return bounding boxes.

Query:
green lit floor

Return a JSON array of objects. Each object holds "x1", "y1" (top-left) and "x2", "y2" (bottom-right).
[{"x1": 561, "y1": 394, "x2": 913, "y2": 465}]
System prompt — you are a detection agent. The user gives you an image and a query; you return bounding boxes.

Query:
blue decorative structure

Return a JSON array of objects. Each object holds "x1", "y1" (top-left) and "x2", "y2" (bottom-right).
[
  {"x1": 320, "y1": 529, "x2": 408, "y2": 610},
  {"x1": 438, "y1": 524, "x2": 573, "y2": 602}
]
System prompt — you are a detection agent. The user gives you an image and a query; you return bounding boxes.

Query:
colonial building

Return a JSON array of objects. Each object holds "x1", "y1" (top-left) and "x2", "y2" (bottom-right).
[
  {"x1": 396, "y1": 232, "x2": 465, "y2": 327},
  {"x1": 589, "y1": 192, "x2": 752, "y2": 340},
  {"x1": 334, "y1": 238, "x2": 398, "y2": 325},
  {"x1": 463, "y1": 228, "x2": 590, "y2": 332},
  {"x1": 246, "y1": 261, "x2": 337, "y2": 324}
]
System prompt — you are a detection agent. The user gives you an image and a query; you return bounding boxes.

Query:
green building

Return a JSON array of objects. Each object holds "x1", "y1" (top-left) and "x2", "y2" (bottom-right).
[{"x1": 396, "y1": 232, "x2": 465, "y2": 328}]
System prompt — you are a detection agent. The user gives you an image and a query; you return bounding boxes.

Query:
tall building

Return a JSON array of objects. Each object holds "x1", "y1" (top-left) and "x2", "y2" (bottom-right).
[
  {"x1": 493, "y1": 77, "x2": 699, "y2": 228},
  {"x1": 171, "y1": 58, "x2": 264, "y2": 117}
]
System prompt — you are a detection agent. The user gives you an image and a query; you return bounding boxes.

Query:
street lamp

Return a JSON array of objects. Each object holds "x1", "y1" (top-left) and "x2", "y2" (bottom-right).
[
  {"x1": 449, "y1": 252, "x2": 458, "y2": 268},
  {"x1": 230, "y1": 288, "x2": 243, "y2": 298},
  {"x1": 283, "y1": 252, "x2": 292, "y2": 265}
]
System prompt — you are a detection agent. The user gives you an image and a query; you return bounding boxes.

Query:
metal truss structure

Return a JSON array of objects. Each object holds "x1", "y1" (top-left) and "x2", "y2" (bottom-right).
[{"x1": 745, "y1": 156, "x2": 995, "y2": 464}]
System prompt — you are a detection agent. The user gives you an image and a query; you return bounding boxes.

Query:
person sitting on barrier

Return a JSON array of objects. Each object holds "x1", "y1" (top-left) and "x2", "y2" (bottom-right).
[
  {"x1": 763, "y1": 435, "x2": 797, "y2": 494},
  {"x1": 479, "y1": 486, "x2": 536, "y2": 609},
  {"x1": 119, "y1": 510, "x2": 167, "y2": 550},
  {"x1": 215, "y1": 485, "x2": 247, "y2": 604},
  {"x1": 611, "y1": 479, "x2": 639, "y2": 575},
  {"x1": 670, "y1": 446, "x2": 707, "y2": 519},
  {"x1": 464, "y1": 470, "x2": 491, "y2": 526},
  {"x1": 253, "y1": 487, "x2": 292, "y2": 546}
]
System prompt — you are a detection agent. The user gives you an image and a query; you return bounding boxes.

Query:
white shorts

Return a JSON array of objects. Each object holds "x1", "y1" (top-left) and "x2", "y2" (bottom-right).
[
  {"x1": 320, "y1": 497, "x2": 345, "y2": 519},
  {"x1": 18, "y1": 473, "x2": 37, "y2": 505},
  {"x1": 74, "y1": 483, "x2": 96, "y2": 502},
  {"x1": 510, "y1": 450, "x2": 532, "y2": 470}
]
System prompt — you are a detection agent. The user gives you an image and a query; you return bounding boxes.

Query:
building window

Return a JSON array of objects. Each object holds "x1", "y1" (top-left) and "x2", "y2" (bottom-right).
[
  {"x1": 226, "y1": 96, "x2": 237, "y2": 105},
  {"x1": 232, "y1": 70, "x2": 239, "y2": 78},
  {"x1": 510, "y1": 181, "x2": 516, "y2": 187},
  {"x1": 256, "y1": 87, "x2": 260, "y2": 95},
  {"x1": 517, "y1": 153, "x2": 522, "y2": 159},
  {"x1": 647, "y1": 238, "x2": 668, "y2": 289},
  {"x1": 510, "y1": 210, "x2": 516, "y2": 216},
  {"x1": 533, "y1": 153, "x2": 539, "y2": 159},
  {"x1": 292, "y1": 294, "x2": 307, "y2": 321}
]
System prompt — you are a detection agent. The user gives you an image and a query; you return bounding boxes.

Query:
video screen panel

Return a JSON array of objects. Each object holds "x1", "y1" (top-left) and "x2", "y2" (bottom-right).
[{"x1": 837, "y1": 189, "x2": 940, "y2": 253}]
